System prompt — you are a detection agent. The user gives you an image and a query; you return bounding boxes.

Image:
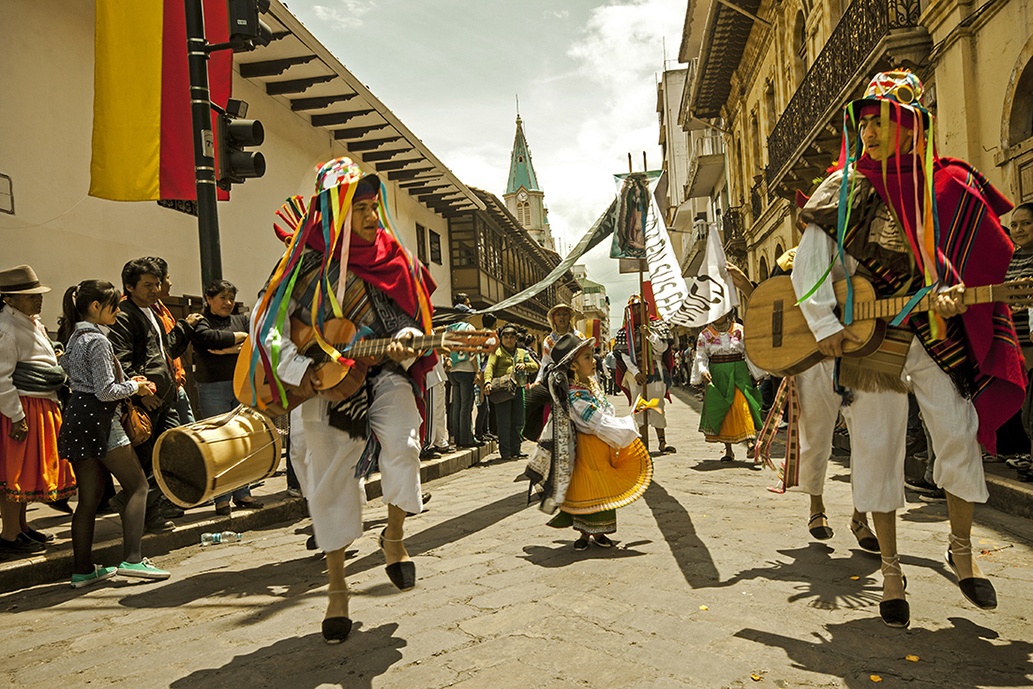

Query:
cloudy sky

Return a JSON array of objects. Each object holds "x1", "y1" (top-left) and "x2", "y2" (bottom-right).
[{"x1": 284, "y1": 0, "x2": 686, "y2": 325}]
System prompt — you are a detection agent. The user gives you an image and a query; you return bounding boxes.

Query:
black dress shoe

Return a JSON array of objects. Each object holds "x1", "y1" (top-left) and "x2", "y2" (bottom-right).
[
  {"x1": 233, "y1": 498, "x2": 264, "y2": 509},
  {"x1": 0, "y1": 533, "x2": 46, "y2": 554},
  {"x1": 160, "y1": 497, "x2": 185, "y2": 519},
  {"x1": 322, "y1": 617, "x2": 353, "y2": 643},
  {"x1": 49, "y1": 498, "x2": 74, "y2": 515},
  {"x1": 879, "y1": 598, "x2": 910, "y2": 628},
  {"x1": 946, "y1": 547, "x2": 997, "y2": 610},
  {"x1": 23, "y1": 527, "x2": 54, "y2": 544}
]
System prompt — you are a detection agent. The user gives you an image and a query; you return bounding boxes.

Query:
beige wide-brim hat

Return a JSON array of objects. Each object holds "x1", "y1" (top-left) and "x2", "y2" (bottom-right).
[
  {"x1": 547, "y1": 303, "x2": 574, "y2": 327},
  {"x1": 0, "y1": 265, "x2": 50, "y2": 295}
]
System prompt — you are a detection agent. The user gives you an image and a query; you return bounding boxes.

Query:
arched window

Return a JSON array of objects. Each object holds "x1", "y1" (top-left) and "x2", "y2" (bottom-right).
[
  {"x1": 1008, "y1": 56, "x2": 1033, "y2": 147},
  {"x1": 775, "y1": 243, "x2": 785, "y2": 260},
  {"x1": 792, "y1": 11, "x2": 807, "y2": 87},
  {"x1": 517, "y1": 200, "x2": 531, "y2": 227},
  {"x1": 759, "y1": 255, "x2": 770, "y2": 281}
]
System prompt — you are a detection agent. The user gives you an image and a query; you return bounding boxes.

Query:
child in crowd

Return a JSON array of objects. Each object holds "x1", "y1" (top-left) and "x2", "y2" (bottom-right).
[
  {"x1": 57, "y1": 280, "x2": 171, "y2": 588},
  {"x1": 527, "y1": 334, "x2": 652, "y2": 550}
]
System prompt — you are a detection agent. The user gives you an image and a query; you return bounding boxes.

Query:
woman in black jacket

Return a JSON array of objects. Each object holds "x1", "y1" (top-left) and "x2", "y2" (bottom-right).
[{"x1": 189, "y1": 280, "x2": 261, "y2": 515}]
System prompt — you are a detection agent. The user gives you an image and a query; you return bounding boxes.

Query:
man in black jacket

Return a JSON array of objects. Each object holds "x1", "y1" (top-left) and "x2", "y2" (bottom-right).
[{"x1": 108, "y1": 258, "x2": 196, "y2": 532}]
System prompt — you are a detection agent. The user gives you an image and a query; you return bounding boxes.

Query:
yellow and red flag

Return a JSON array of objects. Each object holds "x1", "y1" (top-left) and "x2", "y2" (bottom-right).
[{"x1": 89, "y1": 0, "x2": 231, "y2": 201}]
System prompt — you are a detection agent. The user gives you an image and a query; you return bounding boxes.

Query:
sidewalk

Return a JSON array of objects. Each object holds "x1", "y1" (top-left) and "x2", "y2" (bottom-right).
[{"x1": 0, "y1": 442, "x2": 497, "y2": 593}]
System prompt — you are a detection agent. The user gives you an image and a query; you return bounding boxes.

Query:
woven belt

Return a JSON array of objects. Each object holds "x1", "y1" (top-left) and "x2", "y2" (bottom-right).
[{"x1": 709, "y1": 353, "x2": 744, "y2": 364}]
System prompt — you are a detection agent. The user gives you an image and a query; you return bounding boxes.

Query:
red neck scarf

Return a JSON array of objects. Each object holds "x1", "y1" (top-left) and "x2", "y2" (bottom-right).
[
  {"x1": 346, "y1": 230, "x2": 436, "y2": 323},
  {"x1": 302, "y1": 221, "x2": 436, "y2": 325}
]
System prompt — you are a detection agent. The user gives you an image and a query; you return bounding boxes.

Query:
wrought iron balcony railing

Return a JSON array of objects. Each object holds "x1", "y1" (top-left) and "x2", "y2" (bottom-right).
[
  {"x1": 766, "y1": 0, "x2": 923, "y2": 188},
  {"x1": 722, "y1": 207, "x2": 747, "y2": 258}
]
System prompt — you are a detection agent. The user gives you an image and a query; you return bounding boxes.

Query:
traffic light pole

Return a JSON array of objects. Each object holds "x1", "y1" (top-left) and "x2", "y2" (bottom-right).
[{"x1": 185, "y1": 0, "x2": 223, "y2": 287}]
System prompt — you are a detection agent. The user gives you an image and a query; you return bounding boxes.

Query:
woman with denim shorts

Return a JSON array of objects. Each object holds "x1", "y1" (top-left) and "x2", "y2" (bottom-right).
[{"x1": 58, "y1": 279, "x2": 171, "y2": 588}]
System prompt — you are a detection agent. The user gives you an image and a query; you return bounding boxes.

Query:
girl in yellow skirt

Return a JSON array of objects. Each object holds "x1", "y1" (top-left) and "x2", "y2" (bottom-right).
[
  {"x1": 0, "y1": 265, "x2": 77, "y2": 555},
  {"x1": 691, "y1": 310, "x2": 764, "y2": 462},
  {"x1": 525, "y1": 333, "x2": 652, "y2": 551}
]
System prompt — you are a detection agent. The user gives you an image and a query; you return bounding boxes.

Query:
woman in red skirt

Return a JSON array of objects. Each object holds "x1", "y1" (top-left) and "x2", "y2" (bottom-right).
[{"x1": 0, "y1": 265, "x2": 76, "y2": 554}]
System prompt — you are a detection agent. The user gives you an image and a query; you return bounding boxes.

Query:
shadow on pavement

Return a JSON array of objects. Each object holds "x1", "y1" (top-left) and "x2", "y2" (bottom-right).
[
  {"x1": 519, "y1": 541, "x2": 647, "y2": 568},
  {"x1": 170, "y1": 623, "x2": 404, "y2": 689},
  {"x1": 0, "y1": 490, "x2": 531, "y2": 616},
  {"x1": 118, "y1": 555, "x2": 323, "y2": 613},
  {"x1": 641, "y1": 480, "x2": 720, "y2": 588},
  {"x1": 735, "y1": 616, "x2": 1033, "y2": 688},
  {"x1": 715, "y1": 542, "x2": 881, "y2": 610},
  {"x1": 715, "y1": 542, "x2": 950, "y2": 609},
  {"x1": 687, "y1": 459, "x2": 764, "y2": 473}
]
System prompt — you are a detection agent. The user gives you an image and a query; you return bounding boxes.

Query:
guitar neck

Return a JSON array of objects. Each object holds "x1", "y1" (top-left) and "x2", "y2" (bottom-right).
[
  {"x1": 854, "y1": 284, "x2": 998, "y2": 321},
  {"x1": 334, "y1": 333, "x2": 445, "y2": 358}
]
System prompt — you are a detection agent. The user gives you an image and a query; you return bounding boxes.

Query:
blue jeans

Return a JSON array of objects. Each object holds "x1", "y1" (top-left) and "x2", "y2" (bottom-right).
[
  {"x1": 494, "y1": 388, "x2": 525, "y2": 459},
  {"x1": 448, "y1": 371, "x2": 476, "y2": 446},
  {"x1": 175, "y1": 386, "x2": 195, "y2": 425},
  {"x1": 197, "y1": 380, "x2": 251, "y2": 503}
]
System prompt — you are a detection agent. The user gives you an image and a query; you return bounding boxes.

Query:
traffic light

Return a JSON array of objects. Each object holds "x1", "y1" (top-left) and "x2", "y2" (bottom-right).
[
  {"x1": 228, "y1": 0, "x2": 272, "y2": 51},
  {"x1": 217, "y1": 99, "x2": 266, "y2": 190}
]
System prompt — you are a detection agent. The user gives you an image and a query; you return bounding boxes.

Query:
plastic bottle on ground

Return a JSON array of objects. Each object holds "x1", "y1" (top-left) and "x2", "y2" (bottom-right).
[{"x1": 200, "y1": 531, "x2": 243, "y2": 546}]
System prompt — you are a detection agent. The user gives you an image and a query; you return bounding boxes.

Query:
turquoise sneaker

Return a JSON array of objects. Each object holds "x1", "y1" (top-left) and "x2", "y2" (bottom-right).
[
  {"x1": 70, "y1": 565, "x2": 118, "y2": 589},
  {"x1": 116, "y1": 558, "x2": 170, "y2": 580}
]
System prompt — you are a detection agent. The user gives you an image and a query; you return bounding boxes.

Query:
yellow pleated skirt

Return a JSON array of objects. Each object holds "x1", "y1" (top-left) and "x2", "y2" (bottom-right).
[
  {"x1": 704, "y1": 388, "x2": 758, "y2": 444},
  {"x1": 560, "y1": 434, "x2": 653, "y2": 515}
]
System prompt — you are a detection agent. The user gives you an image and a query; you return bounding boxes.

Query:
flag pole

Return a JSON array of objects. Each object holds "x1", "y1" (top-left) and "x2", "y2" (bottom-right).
[
  {"x1": 636, "y1": 153, "x2": 651, "y2": 448},
  {"x1": 185, "y1": 0, "x2": 223, "y2": 287}
]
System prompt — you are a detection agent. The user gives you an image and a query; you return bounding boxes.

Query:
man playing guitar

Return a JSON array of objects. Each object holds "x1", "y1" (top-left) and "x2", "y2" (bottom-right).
[{"x1": 250, "y1": 160, "x2": 435, "y2": 643}]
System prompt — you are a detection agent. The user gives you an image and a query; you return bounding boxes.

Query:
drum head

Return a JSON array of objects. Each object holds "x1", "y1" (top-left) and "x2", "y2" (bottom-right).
[{"x1": 156, "y1": 431, "x2": 210, "y2": 506}]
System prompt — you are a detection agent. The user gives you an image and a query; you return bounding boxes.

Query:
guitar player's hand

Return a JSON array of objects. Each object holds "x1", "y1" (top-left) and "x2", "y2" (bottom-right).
[
  {"x1": 817, "y1": 328, "x2": 862, "y2": 357},
  {"x1": 932, "y1": 284, "x2": 968, "y2": 317},
  {"x1": 285, "y1": 368, "x2": 318, "y2": 400},
  {"x1": 386, "y1": 339, "x2": 417, "y2": 364}
]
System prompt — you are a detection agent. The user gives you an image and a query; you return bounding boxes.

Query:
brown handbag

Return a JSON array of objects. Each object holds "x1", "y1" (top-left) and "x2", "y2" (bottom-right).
[
  {"x1": 112, "y1": 353, "x2": 152, "y2": 446},
  {"x1": 121, "y1": 403, "x2": 153, "y2": 447}
]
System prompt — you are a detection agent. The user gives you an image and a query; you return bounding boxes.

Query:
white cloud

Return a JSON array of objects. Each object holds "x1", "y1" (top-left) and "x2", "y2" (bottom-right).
[
  {"x1": 544, "y1": 10, "x2": 570, "y2": 19},
  {"x1": 311, "y1": 0, "x2": 376, "y2": 30}
]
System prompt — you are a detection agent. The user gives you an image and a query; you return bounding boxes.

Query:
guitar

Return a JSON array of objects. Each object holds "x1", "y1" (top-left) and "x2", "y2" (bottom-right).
[
  {"x1": 743, "y1": 275, "x2": 1033, "y2": 377},
  {"x1": 234, "y1": 317, "x2": 499, "y2": 417}
]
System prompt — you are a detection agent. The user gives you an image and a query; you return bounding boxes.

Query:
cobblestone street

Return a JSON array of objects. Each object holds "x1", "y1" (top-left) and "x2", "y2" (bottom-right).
[{"x1": 2, "y1": 390, "x2": 1032, "y2": 688}]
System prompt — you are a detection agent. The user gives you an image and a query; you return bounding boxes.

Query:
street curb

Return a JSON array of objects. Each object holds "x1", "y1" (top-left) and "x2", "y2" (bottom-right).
[{"x1": 0, "y1": 442, "x2": 496, "y2": 593}]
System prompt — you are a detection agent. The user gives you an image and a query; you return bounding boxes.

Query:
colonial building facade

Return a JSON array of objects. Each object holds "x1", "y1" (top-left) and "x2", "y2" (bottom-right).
[{"x1": 678, "y1": 0, "x2": 1033, "y2": 282}]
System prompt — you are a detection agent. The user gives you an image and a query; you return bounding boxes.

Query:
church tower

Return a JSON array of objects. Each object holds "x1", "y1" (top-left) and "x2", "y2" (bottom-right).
[{"x1": 504, "y1": 114, "x2": 555, "y2": 252}]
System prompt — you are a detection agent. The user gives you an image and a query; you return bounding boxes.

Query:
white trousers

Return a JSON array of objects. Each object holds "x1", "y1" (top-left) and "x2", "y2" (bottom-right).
[
  {"x1": 794, "y1": 360, "x2": 840, "y2": 496},
  {"x1": 427, "y1": 381, "x2": 449, "y2": 448},
  {"x1": 840, "y1": 340, "x2": 987, "y2": 512},
  {"x1": 298, "y1": 371, "x2": 424, "y2": 553},
  {"x1": 623, "y1": 374, "x2": 667, "y2": 428}
]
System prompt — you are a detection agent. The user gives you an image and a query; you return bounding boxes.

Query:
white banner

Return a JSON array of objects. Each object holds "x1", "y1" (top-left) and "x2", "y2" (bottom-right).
[
  {"x1": 666, "y1": 225, "x2": 739, "y2": 328},
  {"x1": 639, "y1": 178, "x2": 690, "y2": 322}
]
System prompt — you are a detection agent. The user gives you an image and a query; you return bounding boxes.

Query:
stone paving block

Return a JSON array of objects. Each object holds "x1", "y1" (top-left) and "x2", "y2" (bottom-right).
[
  {"x1": 457, "y1": 601, "x2": 546, "y2": 639},
  {"x1": 445, "y1": 657, "x2": 558, "y2": 689},
  {"x1": 441, "y1": 633, "x2": 554, "y2": 674},
  {"x1": 394, "y1": 626, "x2": 474, "y2": 665}
]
